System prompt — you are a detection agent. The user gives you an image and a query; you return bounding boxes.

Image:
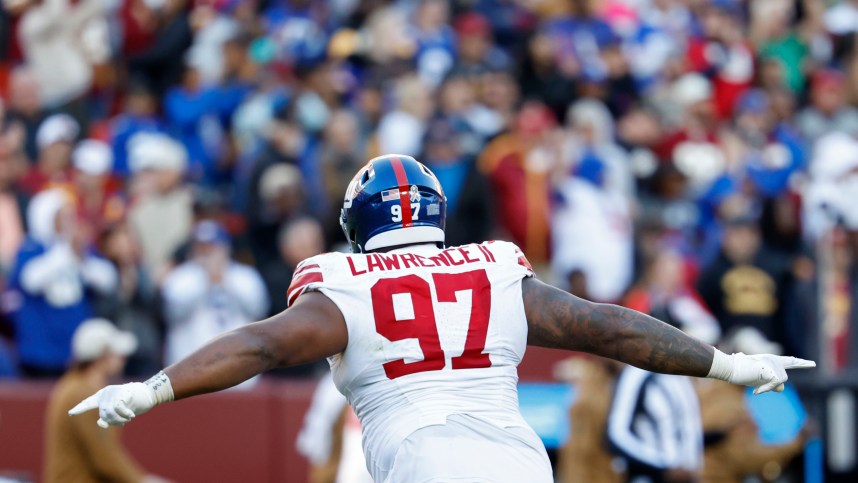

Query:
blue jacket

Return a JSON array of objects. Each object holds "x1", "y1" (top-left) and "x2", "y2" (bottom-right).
[
  {"x1": 7, "y1": 240, "x2": 93, "y2": 371},
  {"x1": 110, "y1": 114, "x2": 167, "y2": 177}
]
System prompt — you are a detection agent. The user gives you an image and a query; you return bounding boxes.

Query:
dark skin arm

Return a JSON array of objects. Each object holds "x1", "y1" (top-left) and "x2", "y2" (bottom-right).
[
  {"x1": 522, "y1": 277, "x2": 715, "y2": 377},
  {"x1": 166, "y1": 278, "x2": 715, "y2": 400},
  {"x1": 164, "y1": 292, "x2": 348, "y2": 400}
]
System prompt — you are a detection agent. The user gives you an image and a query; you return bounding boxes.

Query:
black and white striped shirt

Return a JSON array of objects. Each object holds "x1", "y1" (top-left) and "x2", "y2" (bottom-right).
[{"x1": 607, "y1": 366, "x2": 703, "y2": 481}]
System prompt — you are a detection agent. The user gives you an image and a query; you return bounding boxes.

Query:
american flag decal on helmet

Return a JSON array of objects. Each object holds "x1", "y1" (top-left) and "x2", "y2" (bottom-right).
[{"x1": 381, "y1": 189, "x2": 399, "y2": 202}]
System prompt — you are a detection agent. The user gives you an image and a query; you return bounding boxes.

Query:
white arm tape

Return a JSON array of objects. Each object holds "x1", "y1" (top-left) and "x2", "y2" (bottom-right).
[
  {"x1": 707, "y1": 348, "x2": 735, "y2": 382},
  {"x1": 144, "y1": 371, "x2": 175, "y2": 405}
]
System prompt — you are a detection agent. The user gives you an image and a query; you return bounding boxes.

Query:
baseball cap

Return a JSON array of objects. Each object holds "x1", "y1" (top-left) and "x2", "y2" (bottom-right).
[
  {"x1": 192, "y1": 220, "x2": 230, "y2": 245},
  {"x1": 672, "y1": 73, "x2": 712, "y2": 107},
  {"x1": 36, "y1": 114, "x2": 79, "y2": 150},
  {"x1": 454, "y1": 12, "x2": 490, "y2": 37},
  {"x1": 128, "y1": 132, "x2": 188, "y2": 172},
  {"x1": 72, "y1": 318, "x2": 138, "y2": 362},
  {"x1": 73, "y1": 139, "x2": 114, "y2": 176},
  {"x1": 735, "y1": 89, "x2": 769, "y2": 115},
  {"x1": 259, "y1": 163, "x2": 302, "y2": 201},
  {"x1": 811, "y1": 69, "x2": 844, "y2": 91},
  {"x1": 515, "y1": 101, "x2": 557, "y2": 135}
]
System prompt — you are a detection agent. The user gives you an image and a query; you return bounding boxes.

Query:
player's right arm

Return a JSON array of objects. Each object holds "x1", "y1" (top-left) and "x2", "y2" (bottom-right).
[
  {"x1": 521, "y1": 277, "x2": 814, "y2": 393},
  {"x1": 69, "y1": 291, "x2": 347, "y2": 427}
]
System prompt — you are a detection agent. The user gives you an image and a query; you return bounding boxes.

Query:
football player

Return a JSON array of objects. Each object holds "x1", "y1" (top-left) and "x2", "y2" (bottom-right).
[{"x1": 71, "y1": 155, "x2": 814, "y2": 482}]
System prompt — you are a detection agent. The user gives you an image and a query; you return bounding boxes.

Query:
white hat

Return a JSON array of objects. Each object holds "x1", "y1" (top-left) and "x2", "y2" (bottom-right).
[
  {"x1": 672, "y1": 73, "x2": 712, "y2": 108},
  {"x1": 26, "y1": 188, "x2": 71, "y2": 244},
  {"x1": 810, "y1": 132, "x2": 858, "y2": 180},
  {"x1": 36, "y1": 114, "x2": 79, "y2": 150},
  {"x1": 73, "y1": 139, "x2": 114, "y2": 176},
  {"x1": 72, "y1": 318, "x2": 138, "y2": 362},
  {"x1": 260, "y1": 163, "x2": 302, "y2": 200},
  {"x1": 727, "y1": 327, "x2": 782, "y2": 356},
  {"x1": 672, "y1": 141, "x2": 726, "y2": 186},
  {"x1": 128, "y1": 132, "x2": 188, "y2": 172}
]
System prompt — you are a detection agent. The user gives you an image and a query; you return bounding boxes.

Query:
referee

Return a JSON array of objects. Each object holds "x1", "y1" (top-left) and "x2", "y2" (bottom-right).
[{"x1": 607, "y1": 365, "x2": 703, "y2": 483}]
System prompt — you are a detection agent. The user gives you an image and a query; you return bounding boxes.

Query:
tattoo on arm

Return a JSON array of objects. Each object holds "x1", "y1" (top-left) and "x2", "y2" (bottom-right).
[{"x1": 522, "y1": 278, "x2": 714, "y2": 377}]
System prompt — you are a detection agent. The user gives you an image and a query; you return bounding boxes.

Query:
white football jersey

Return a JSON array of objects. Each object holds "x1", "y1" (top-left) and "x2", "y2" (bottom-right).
[{"x1": 287, "y1": 241, "x2": 551, "y2": 482}]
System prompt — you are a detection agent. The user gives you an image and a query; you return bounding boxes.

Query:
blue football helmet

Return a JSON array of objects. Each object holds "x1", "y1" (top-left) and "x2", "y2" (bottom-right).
[{"x1": 340, "y1": 154, "x2": 447, "y2": 253}]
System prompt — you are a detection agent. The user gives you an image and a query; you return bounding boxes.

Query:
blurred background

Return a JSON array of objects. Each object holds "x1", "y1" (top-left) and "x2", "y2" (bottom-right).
[{"x1": 0, "y1": 0, "x2": 856, "y2": 481}]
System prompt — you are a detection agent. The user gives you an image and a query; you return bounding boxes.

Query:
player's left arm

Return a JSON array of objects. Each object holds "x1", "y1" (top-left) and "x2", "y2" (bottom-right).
[
  {"x1": 69, "y1": 292, "x2": 347, "y2": 427},
  {"x1": 522, "y1": 277, "x2": 814, "y2": 393}
]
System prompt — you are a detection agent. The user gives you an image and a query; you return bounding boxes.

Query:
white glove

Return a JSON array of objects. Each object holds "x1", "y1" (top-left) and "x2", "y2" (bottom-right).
[
  {"x1": 708, "y1": 349, "x2": 816, "y2": 394},
  {"x1": 69, "y1": 371, "x2": 174, "y2": 428}
]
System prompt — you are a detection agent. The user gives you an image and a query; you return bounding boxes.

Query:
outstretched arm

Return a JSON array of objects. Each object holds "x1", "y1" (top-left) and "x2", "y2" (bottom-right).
[
  {"x1": 523, "y1": 278, "x2": 713, "y2": 376},
  {"x1": 165, "y1": 292, "x2": 346, "y2": 400},
  {"x1": 70, "y1": 292, "x2": 347, "y2": 425},
  {"x1": 522, "y1": 278, "x2": 814, "y2": 390}
]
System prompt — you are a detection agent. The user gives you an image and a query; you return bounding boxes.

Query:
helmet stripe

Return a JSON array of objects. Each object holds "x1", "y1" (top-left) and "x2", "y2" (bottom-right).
[{"x1": 389, "y1": 157, "x2": 413, "y2": 227}]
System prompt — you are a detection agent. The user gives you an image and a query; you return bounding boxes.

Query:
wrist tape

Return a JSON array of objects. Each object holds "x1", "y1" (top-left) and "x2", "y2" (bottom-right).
[
  {"x1": 707, "y1": 348, "x2": 735, "y2": 382},
  {"x1": 144, "y1": 371, "x2": 175, "y2": 405}
]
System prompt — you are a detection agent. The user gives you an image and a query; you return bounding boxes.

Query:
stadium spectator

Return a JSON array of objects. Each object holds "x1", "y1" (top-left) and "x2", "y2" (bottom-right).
[
  {"x1": 4, "y1": 67, "x2": 45, "y2": 162},
  {"x1": 410, "y1": 0, "x2": 456, "y2": 87},
  {"x1": 263, "y1": 217, "x2": 325, "y2": 318},
  {"x1": 451, "y1": 12, "x2": 509, "y2": 77},
  {"x1": 802, "y1": 132, "x2": 858, "y2": 240},
  {"x1": 126, "y1": 133, "x2": 193, "y2": 282},
  {"x1": 164, "y1": 61, "x2": 227, "y2": 184},
  {"x1": 421, "y1": 117, "x2": 494, "y2": 247},
  {"x1": 126, "y1": 0, "x2": 193, "y2": 98},
  {"x1": 729, "y1": 89, "x2": 804, "y2": 199},
  {"x1": 245, "y1": 99, "x2": 312, "y2": 224},
  {"x1": 247, "y1": 162, "x2": 306, "y2": 270},
  {"x1": 477, "y1": 69, "x2": 520, "y2": 134},
  {"x1": 96, "y1": 222, "x2": 162, "y2": 377},
  {"x1": 795, "y1": 70, "x2": 858, "y2": 143},
  {"x1": 318, "y1": 109, "x2": 366, "y2": 243},
  {"x1": 18, "y1": 114, "x2": 78, "y2": 195},
  {"x1": 686, "y1": 0, "x2": 754, "y2": 119},
  {"x1": 43, "y1": 318, "x2": 168, "y2": 483},
  {"x1": 551, "y1": 98, "x2": 634, "y2": 300},
  {"x1": 17, "y1": 0, "x2": 107, "y2": 121},
  {"x1": 434, "y1": 74, "x2": 495, "y2": 155},
  {"x1": 110, "y1": 81, "x2": 167, "y2": 178},
  {"x1": 377, "y1": 75, "x2": 434, "y2": 156},
  {"x1": 161, "y1": 220, "x2": 267, "y2": 367},
  {"x1": 518, "y1": 29, "x2": 577, "y2": 122},
  {"x1": 479, "y1": 101, "x2": 557, "y2": 266},
  {"x1": 655, "y1": 74, "x2": 725, "y2": 193},
  {"x1": 7, "y1": 189, "x2": 116, "y2": 377},
  {"x1": 70, "y1": 140, "x2": 125, "y2": 232},
  {"x1": 697, "y1": 213, "x2": 794, "y2": 350}
]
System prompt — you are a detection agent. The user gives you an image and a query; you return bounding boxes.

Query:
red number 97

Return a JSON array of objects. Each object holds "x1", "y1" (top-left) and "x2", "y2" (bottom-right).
[{"x1": 371, "y1": 269, "x2": 493, "y2": 379}]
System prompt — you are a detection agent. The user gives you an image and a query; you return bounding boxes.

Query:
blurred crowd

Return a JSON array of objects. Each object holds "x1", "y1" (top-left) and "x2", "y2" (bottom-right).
[{"x1": 0, "y1": 0, "x2": 857, "y2": 384}]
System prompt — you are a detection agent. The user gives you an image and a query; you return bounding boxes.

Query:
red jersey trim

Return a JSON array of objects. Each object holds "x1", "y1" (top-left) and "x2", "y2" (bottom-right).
[{"x1": 287, "y1": 270, "x2": 324, "y2": 306}]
